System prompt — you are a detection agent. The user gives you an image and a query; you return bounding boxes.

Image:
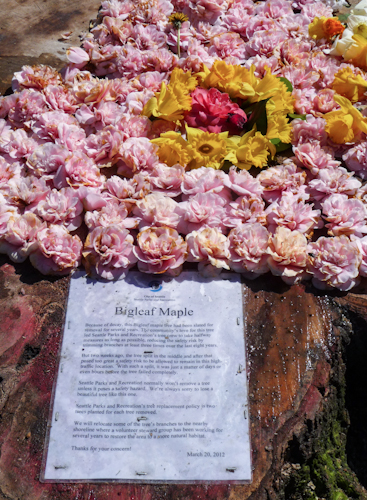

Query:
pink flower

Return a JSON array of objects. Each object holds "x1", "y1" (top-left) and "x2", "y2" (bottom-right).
[
  {"x1": 266, "y1": 192, "x2": 322, "y2": 235},
  {"x1": 228, "y1": 223, "x2": 269, "y2": 277},
  {"x1": 81, "y1": 126, "x2": 124, "y2": 165},
  {"x1": 221, "y1": 8, "x2": 251, "y2": 37},
  {"x1": 54, "y1": 152, "x2": 105, "y2": 190},
  {"x1": 177, "y1": 192, "x2": 227, "y2": 234},
  {"x1": 224, "y1": 195, "x2": 266, "y2": 228},
  {"x1": 245, "y1": 30, "x2": 288, "y2": 58},
  {"x1": 245, "y1": 16, "x2": 279, "y2": 39},
  {"x1": 30, "y1": 225, "x2": 83, "y2": 275},
  {"x1": 85, "y1": 200, "x2": 138, "y2": 230},
  {"x1": 7, "y1": 89, "x2": 48, "y2": 128},
  {"x1": 147, "y1": 163, "x2": 184, "y2": 198},
  {"x1": 0, "y1": 212, "x2": 46, "y2": 262},
  {"x1": 188, "y1": 0, "x2": 228, "y2": 23},
  {"x1": 83, "y1": 225, "x2": 137, "y2": 280},
  {"x1": 257, "y1": 161, "x2": 307, "y2": 203},
  {"x1": 225, "y1": 166, "x2": 263, "y2": 198},
  {"x1": 133, "y1": 193, "x2": 181, "y2": 230},
  {"x1": 184, "y1": 87, "x2": 246, "y2": 134},
  {"x1": 32, "y1": 187, "x2": 83, "y2": 231},
  {"x1": 307, "y1": 167, "x2": 361, "y2": 203},
  {"x1": 343, "y1": 142, "x2": 367, "y2": 179},
  {"x1": 256, "y1": 0, "x2": 293, "y2": 18},
  {"x1": 118, "y1": 115, "x2": 151, "y2": 139},
  {"x1": 267, "y1": 227, "x2": 309, "y2": 285},
  {"x1": 12, "y1": 65, "x2": 61, "y2": 92},
  {"x1": 308, "y1": 236, "x2": 361, "y2": 291},
  {"x1": 27, "y1": 143, "x2": 69, "y2": 180},
  {"x1": 322, "y1": 194, "x2": 367, "y2": 237},
  {"x1": 352, "y1": 235, "x2": 367, "y2": 278},
  {"x1": 186, "y1": 227, "x2": 230, "y2": 276},
  {"x1": 117, "y1": 137, "x2": 159, "y2": 174},
  {"x1": 66, "y1": 47, "x2": 90, "y2": 68},
  {"x1": 8, "y1": 176, "x2": 49, "y2": 209},
  {"x1": 134, "y1": 226, "x2": 187, "y2": 275},
  {"x1": 208, "y1": 33, "x2": 248, "y2": 64},
  {"x1": 293, "y1": 142, "x2": 340, "y2": 176},
  {"x1": 182, "y1": 167, "x2": 231, "y2": 201},
  {"x1": 292, "y1": 115, "x2": 327, "y2": 146},
  {"x1": 43, "y1": 85, "x2": 78, "y2": 114},
  {"x1": 312, "y1": 89, "x2": 338, "y2": 114}
]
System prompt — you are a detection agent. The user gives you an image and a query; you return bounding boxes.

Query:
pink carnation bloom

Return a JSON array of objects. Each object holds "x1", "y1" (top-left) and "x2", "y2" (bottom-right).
[
  {"x1": 281, "y1": 39, "x2": 314, "y2": 65},
  {"x1": 12, "y1": 64, "x2": 62, "y2": 92},
  {"x1": 245, "y1": 30, "x2": 287, "y2": 58},
  {"x1": 54, "y1": 152, "x2": 105, "y2": 190},
  {"x1": 32, "y1": 187, "x2": 83, "y2": 231},
  {"x1": 117, "y1": 137, "x2": 160, "y2": 174},
  {"x1": 0, "y1": 201, "x2": 18, "y2": 237},
  {"x1": 100, "y1": 0, "x2": 133, "y2": 19},
  {"x1": 267, "y1": 227, "x2": 309, "y2": 285},
  {"x1": 117, "y1": 114, "x2": 151, "y2": 139},
  {"x1": 351, "y1": 235, "x2": 367, "y2": 277},
  {"x1": 312, "y1": 89, "x2": 338, "y2": 114},
  {"x1": 147, "y1": 163, "x2": 184, "y2": 198},
  {"x1": 83, "y1": 225, "x2": 137, "y2": 280},
  {"x1": 0, "y1": 212, "x2": 46, "y2": 263},
  {"x1": 257, "y1": 161, "x2": 307, "y2": 203},
  {"x1": 55, "y1": 123, "x2": 86, "y2": 152},
  {"x1": 85, "y1": 200, "x2": 138, "y2": 231},
  {"x1": 322, "y1": 194, "x2": 367, "y2": 237},
  {"x1": 66, "y1": 47, "x2": 90, "y2": 68},
  {"x1": 133, "y1": 71, "x2": 167, "y2": 92},
  {"x1": 43, "y1": 85, "x2": 78, "y2": 114},
  {"x1": 133, "y1": 193, "x2": 181, "y2": 230},
  {"x1": 106, "y1": 174, "x2": 151, "y2": 204},
  {"x1": 132, "y1": 24, "x2": 167, "y2": 50},
  {"x1": 188, "y1": 0, "x2": 228, "y2": 23},
  {"x1": 228, "y1": 223, "x2": 269, "y2": 278},
  {"x1": 177, "y1": 192, "x2": 227, "y2": 234},
  {"x1": 245, "y1": 16, "x2": 279, "y2": 39},
  {"x1": 27, "y1": 143, "x2": 69, "y2": 181},
  {"x1": 224, "y1": 195, "x2": 266, "y2": 228},
  {"x1": 308, "y1": 236, "x2": 361, "y2": 291},
  {"x1": 208, "y1": 33, "x2": 248, "y2": 64},
  {"x1": 307, "y1": 167, "x2": 361, "y2": 203},
  {"x1": 134, "y1": 226, "x2": 187, "y2": 275},
  {"x1": 186, "y1": 227, "x2": 230, "y2": 277},
  {"x1": 301, "y1": 2, "x2": 333, "y2": 21},
  {"x1": 30, "y1": 225, "x2": 83, "y2": 275},
  {"x1": 292, "y1": 89, "x2": 316, "y2": 116},
  {"x1": 292, "y1": 115, "x2": 327, "y2": 146},
  {"x1": 266, "y1": 191, "x2": 322, "y2": 235},
  {"x1": 7, "y1": 175, "x2": 49, "y2": 210},
  {"x1": 343, "y1": 142, "x2": 367, "y2": 179},
  {"x1": 182, "y1": 167, "x2": 231, "y2": 201},
  {"x1": 221, "y1": 8, "x2": 251, "y2": 37},
  {"x1": 184, "y1": 87, "x2": 247, "y2": 134},
  {"x1": 225, "y1": 166, "x2": 263, "y2": 198},
  {"x1": 31, "y1": 111, "x2": 78, "y2": 141},
  {"x1": 145, "y1": 49, "x2": 177, "y2": 73},
  {"x1": 81, "y1": 126, "x2": 124, "y2": 165},
  {"x1": 255, "y1": 0, "x2": 293, "y2": 18},
  {"x1": 244, "y1": 55, "x2": 281, "y2": 77},
  {"x1": 293, "y1": 142, "x2": 340, "y2": 176},
  {"x1": 7, "y1": 89, "x2": 48, "y2": 128}
]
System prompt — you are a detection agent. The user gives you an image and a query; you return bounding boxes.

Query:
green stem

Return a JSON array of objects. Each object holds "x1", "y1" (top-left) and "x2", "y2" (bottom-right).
[{"x1": 177, "y1": 27, "x2": 181, "y2": 58}]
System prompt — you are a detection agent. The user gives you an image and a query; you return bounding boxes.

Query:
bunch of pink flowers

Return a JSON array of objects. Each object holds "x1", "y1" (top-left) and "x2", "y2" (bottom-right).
[{"x1": 3, "y1": 0, "x2": 367, "y2": 291}]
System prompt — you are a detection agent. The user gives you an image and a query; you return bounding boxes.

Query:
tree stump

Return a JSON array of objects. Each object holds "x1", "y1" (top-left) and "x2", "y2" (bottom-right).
[{"x1": 1, "y1": 255, "x2": 367, "y2": 499}]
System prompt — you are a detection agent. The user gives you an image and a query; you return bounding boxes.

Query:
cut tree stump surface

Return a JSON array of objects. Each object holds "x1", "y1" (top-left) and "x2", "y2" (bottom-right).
[{"x1": 1, "y1": 256, "x2": 367, "y2": 499}]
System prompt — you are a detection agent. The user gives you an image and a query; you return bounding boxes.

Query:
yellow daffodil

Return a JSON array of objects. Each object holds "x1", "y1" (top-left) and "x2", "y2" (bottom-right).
[
  {"x1": 169, "y1": 67, "x2": 198, "y2": 92},
  {"x1": 142, "y1": 81, "x2": 191, "y2": 122},
  {"x1": 151, "y1": 131, "x2": 192, "y2": 166},
  {"x1": 185, "y1": 126, "x2": 230, "y2": 170},
  {"x1": 347, "y1": 14, "x2": 367, "y2": 38},
  {"x1": 226, "y1": 127, "x2": 276, "y2": 170},
  {"x1": 332, "y1": 67, "x2": 367, "y2": 102},
  {"x1": 343, "y1": 33, "x2": 367, "y2": 69},
  {"x1": 308, "y1": 17, "x2": 345, "y2": 41},
  {"x1": 197, "y1": 61, "x2": 256, "y2": 100},
  {"x1": 266, "y1": 114, "x2": 293, "y2": 143},
  {"x1": 324, "y1": 94, "x2": 367, "y2": 143}
]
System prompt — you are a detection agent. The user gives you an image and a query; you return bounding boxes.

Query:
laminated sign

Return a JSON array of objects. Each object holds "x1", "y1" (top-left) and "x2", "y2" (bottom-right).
[{"x1": 42, "y1": 271, "x2": 251, "y2": 483}]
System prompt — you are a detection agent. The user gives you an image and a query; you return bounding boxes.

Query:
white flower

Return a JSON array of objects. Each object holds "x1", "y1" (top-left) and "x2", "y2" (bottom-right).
[
  {"x1": 352, "y1": 0, "x2": 367, "y2": 16},
  {"x1": 347, "y1": 15, "x2": 367, "y2": 38},
  {"x1": 328, "y1": 29, "x2": 355, "y2": 57}
]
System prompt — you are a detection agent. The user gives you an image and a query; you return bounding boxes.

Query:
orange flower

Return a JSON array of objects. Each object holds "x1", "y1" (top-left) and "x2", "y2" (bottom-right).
[{"x1": 309, "y1": 17, "x2": 345, "y2": 41}]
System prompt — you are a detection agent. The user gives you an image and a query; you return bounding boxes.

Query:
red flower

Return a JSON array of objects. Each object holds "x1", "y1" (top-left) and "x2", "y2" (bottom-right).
[{"x1": 184, "y1": 87, "x2": 247, "y2": 134}]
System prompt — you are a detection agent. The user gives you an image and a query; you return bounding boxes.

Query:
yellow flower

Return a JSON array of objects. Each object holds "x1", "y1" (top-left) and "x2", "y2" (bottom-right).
[
  {"x1": 227, "y1": 128, "x2": 276, "y2": 170},
  {"x1": 142, "y1": 81, "x2": 191, "y2": 122},
  {"x1": 151, "y1": 131, "x2": 192, "y2": 167},
  {"x1": 332, "y1": 67, "x2": 367, "y2": 102},
  {"x1": 169, "y1": 12, "x2": 189, "y2": 28},
  {"x1": 309, "y1": 17, "x2": 345, "y2": 41},
  {"x1": 185, "y1": 126, "x2": 230, "y2": 170},
  {"x1": 266, "y1": 114, "x2": 293, "y2": 143},
  {"x1": 169, "y1": 67, "x2": 198, "y2": 93},
  {"x1": 197, "y1": 61, "x2": 256, "y2": 100},
  {"x1": 343, "y1": 33, "x2": 367, "y2": 69},
  {"x1": 324, "y1": 94, "x2": 367, "y2": 143}
]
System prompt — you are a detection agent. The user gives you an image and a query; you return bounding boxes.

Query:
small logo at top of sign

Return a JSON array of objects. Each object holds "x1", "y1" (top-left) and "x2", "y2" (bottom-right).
[{"x1": 148, "y1": 280, "x2": 162, "y2": 292}]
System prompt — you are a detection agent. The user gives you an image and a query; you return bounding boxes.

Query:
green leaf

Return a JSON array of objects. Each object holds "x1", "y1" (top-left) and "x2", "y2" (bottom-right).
[
  {"x1": 270, "y1": 138, "x2": 281, "y2": 145},
  {"x1": 288, "y1": 112, "x2": 307, "y2": 120},
  {"x1": 278, "y1": 77, "x2": 293, "y2": 93},
  {"x1": 245, "y1": 98, "x2": 269, "y2": 135},
  {"x1": 275, "y1": 141, "x2": 291, "y2": 153},
  {"x1": 338, "y1": 13, "x2": 350, "y2": 23}
]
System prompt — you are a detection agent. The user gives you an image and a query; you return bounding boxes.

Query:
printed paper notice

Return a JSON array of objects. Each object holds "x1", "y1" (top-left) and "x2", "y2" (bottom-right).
[{"x1": 43, "y1": 271, "x2": 251, "y2": 482}]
